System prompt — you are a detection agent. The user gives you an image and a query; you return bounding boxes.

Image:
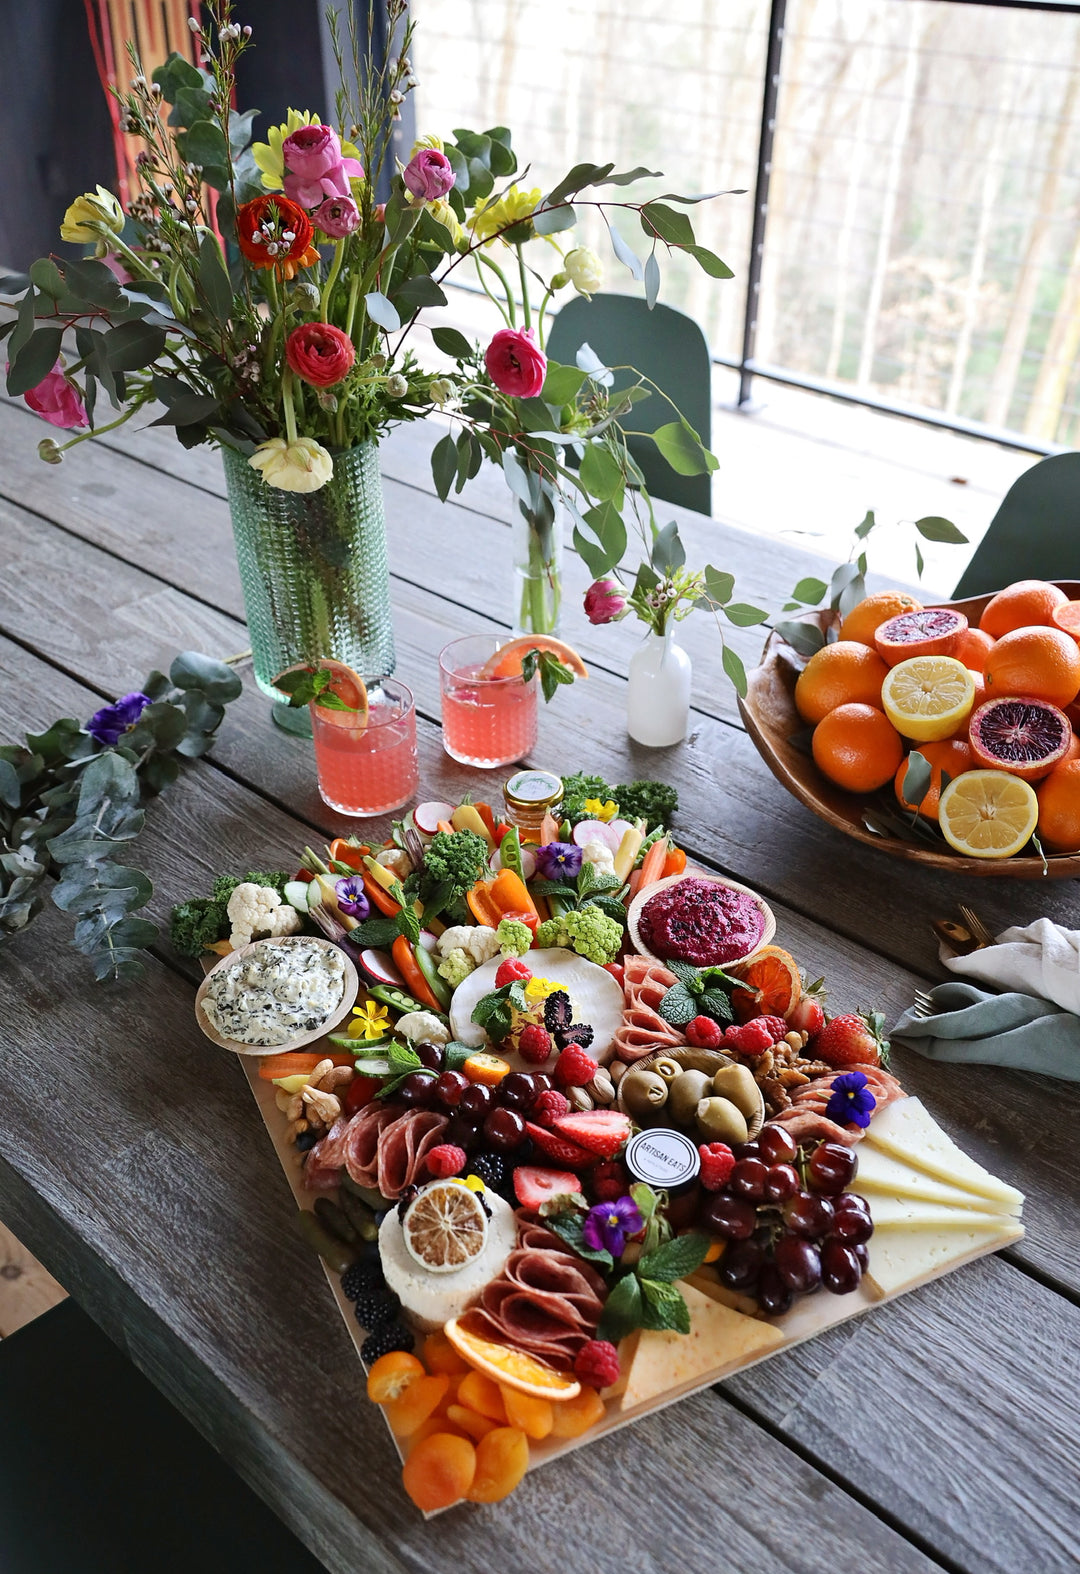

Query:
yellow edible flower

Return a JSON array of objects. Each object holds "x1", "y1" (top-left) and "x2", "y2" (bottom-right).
[
  {"x1": 409, "y1": 134, "x2": 444, "y2": 157},
  {"x1": 60, "y1": 186, "x2": 124, "y2": 247},
  {"x1": 584, "y1": 798, "x2": 619, "y2": 823},
  {"x1": 523, "y1": 975, "x2": 561, "y2": 1003},
  {"x1": 249, "y1": 436, "x2": 333, "y2": 493},
  {"x1": 252, "y1": 109, "x2": 363, "y2": 192},
  {"x1": 428, "y1": 197, "x2": 465, "y2": 248},
  {"x1": 469, "y1": 184, "x2": 542, "y2": 245},
  {"x1": 347, "y1": 999, "x2": 391, "y2": 1040}
]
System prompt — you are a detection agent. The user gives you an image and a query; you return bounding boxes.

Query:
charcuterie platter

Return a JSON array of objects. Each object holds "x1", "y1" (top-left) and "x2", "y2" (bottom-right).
[{"x1": 178, "y1": 770, "x2": 1024, "y2": 1515}]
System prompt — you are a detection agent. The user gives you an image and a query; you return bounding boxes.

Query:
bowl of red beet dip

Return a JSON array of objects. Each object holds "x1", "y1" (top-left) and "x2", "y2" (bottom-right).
[{"x1": 628, "y1": 874, "x2": 775, "y2": 967}]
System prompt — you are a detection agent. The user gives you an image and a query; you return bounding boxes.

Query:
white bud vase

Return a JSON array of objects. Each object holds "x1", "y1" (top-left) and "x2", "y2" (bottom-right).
[{"x1": 626, "y1": 627, "x2": 692, "y2": 747}]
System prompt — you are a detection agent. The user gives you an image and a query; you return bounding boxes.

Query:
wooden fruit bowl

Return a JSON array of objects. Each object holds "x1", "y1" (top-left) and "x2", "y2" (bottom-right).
[{"x1": 737, "y1": 583, "x2": 1080, "y2": 879}]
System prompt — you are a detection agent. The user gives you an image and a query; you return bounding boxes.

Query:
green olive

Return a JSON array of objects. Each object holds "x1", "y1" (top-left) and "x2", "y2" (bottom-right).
[
  {"x1": 667, "y1": 1069, "x2": 715, "y2": 1126},
  {"x1": 695, "y1": 1097, "x2": 749, "y2": 1145},
  {"x1": 620, "y1": 1069, "x2": 669, "y2": 1119},
  {"x1": 712, "y1": 1064, "x2": 762, "y2": 1120},
  {"x1": 651, "y1": 1056, "x2": 683, "y2": 1084}
]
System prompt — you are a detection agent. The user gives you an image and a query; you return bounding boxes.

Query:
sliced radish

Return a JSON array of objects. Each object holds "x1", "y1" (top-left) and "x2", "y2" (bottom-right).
[
  {"x1": 572, "y1": 819, "x2": 623, "y2": 852},
  {"x1": 488, "y1": 846, "x2": 503, "y2": 874},
  {"x1": 417, "y1": 930, "x2": 439, "y2": 954},
  {"x1": 360, "y1": 948, "x2": 405, "y2": 987},
  {"x1": 283, "y1": 880, "x2": 309, "y2": 913},
  {"x1": 518, "y1": 847, "x2": 536, "y2": 881},
  {"x1": 608, "y1": 819, "x2": 635, "y2": 843},
  {"x1": 413, "y1": 800, "x2": 455, "y2": 835}
]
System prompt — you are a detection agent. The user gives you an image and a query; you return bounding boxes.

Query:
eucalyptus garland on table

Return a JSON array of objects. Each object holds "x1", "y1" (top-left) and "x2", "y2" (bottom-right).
[{"x1": 0, "y1": 651, "x2": 241, "y2": 981}]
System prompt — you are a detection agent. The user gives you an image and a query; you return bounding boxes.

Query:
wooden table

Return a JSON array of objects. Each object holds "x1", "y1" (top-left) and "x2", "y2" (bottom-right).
[{"x1": 0, "y1": 397, "x2": 1076, "y2": 1574}]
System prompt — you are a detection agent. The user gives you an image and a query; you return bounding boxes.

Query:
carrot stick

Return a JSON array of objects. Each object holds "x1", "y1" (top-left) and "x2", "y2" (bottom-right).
[
  {"x1": 436, "y1": 819, "x2": 455, "y2": 835},
  {"x1": 637, "y1": 836, "x2": 670, "y2": 891},
  {"x1": 540, "y1": 813, "x2": 560, "y2": 845},
  {"x1": 257, "y1": 1051, "x2": 354, "y2": 1081},
  {"x1": 627, "y1": 869, "x2": 644, "y2": 899},
  {"x1": 391, "y1": 934, "x2": 443, "y2": 1013}
]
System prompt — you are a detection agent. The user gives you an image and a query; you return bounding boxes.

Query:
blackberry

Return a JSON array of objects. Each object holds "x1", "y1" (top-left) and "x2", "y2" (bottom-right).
[
  {"x1": 354, "y1": 1288, "x2": 400, "y2": 1330},
  {"x1": 469, "y1": 1151, "x2": 506, "y2": 1192},
  {"x1": 340, "y1": 1253, "x2": 385, "y2": 1302},
  {"x1": 361, "y1": 1321, "x2": 415, "y2": 1364}
]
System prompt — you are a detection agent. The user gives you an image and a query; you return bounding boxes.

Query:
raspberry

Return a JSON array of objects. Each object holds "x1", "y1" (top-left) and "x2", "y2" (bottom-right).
[
  {"x1": 756, "y1": 1015, "x2": 788, "y2": 1045},
  {"x1": 518, "y1": 1023, "x2": 554, "y2": 1065},
  {"x1": 425, "y1": 1143, "x2": 467, "y2": 1179},
  {"x1": 724, "y1": 1020, "x2": 774, "y2": 1054},
  {"x1": 574, "y1": 1339, "x2": 621, "y2": 1389},
  {"x1": 532, "y1": 1088, "x2": 571, "y2": 1127},
  {"x1": 589, "y1": 1159, "x2": 628, "y2": 1201},
  {"x1": 495, "y1": 957, "x2": 532, "y2": 989},
  {"x1": 698, "y1": 1142, "x2": 736, "y2": 1191},
  {"x1": 554, "y1": 1043, "x2": 596, "y2": 1088},
  {"x1": 685, "y1": 1015, "x2": 724, "y2": 1048}
]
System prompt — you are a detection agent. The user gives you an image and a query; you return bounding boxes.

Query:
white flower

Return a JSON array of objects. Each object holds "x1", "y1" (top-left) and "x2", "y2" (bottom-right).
[
  {"x1": 428, "y1": 377, "x2": 453, "y2": 407},
  {"x1": 564, "y1": 246, "x2": 603, "y2": 298},
  {"x1": 248, "y1": 436, "x2": 333, "y2": 493}
]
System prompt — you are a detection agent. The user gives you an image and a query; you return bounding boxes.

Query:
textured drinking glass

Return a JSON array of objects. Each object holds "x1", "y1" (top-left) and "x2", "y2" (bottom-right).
[
  {"x1": 439, "y1": 634, "x2": 538, "y2": 769},
  {"x1": 222, "y1": 442, "x2": 396, "y2": 720},
  {"x1": 311, "y1": 677, "x2": 418, "y2": 816}
]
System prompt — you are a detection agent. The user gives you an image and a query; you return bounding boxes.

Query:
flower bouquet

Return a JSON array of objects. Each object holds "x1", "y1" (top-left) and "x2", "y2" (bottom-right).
[{"x1": 3, "y1": 0, "x2": 746, "y2": 693}]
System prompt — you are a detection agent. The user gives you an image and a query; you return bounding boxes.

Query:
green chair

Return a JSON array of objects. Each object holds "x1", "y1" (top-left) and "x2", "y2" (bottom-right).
[
  {"x1": 0, "y1": 1298, "x2": 325, "y2": 1574},
  {"x1": 546, "y1": 294, "x2": 714, "y2": 515},
  {"x1": 953, "y1": 451, "x2": 1080, "y2": 597}
]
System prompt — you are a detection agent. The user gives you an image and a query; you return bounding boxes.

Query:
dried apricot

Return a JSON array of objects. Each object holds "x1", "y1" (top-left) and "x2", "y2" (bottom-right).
[
  {"x1": 445, "y1": 1403, "x2": 497, "y2": 1442},
  {"x1": 405, "y1": 1416, "x2": 468, "y2": 1454},
  {"x1": 422, "y1": 1328, "x2": 470, "y2": 1376},
  {"x1": 464, "y1": 1426, "x2": 530, "y2": 1503},
  {"x1": 383, "y1": 1374, "x2": 450, "y2": 1437},
  {"x1": 458, "y1": 1369, "x2": 507, "y2": 1423},
  {"x1": 499, "y1": 1384, "x2": 554, "y2": 1440},
  {"x1": 549, "y1": 1384, "x2": 606, "y2": 1438},
  {"x1": 366, "y1": 1350, "x2": 425, "y2": 1404},
  {"x1": 401, "y1": 1432, "x2": 476, "y2": 1511}
]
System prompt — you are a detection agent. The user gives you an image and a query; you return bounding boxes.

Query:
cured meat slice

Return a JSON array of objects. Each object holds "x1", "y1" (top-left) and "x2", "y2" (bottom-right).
[
  {"x1": 469, "y1": 1215, "x2": 608, "y2": 1365},
  {"x1": 376, "y1": 1108, "x2": 448, "y2": 1198},
  {"x1": 614, "y1": 956, "x2": 686, "y2": 1062},
  {"x1": 343, "y1": 1103, "x2": 399, "y2": 1189},
  {"x1": 792, "y1": 1066, "x2": 907, "y2": 1117},
  {"x1": 769, "y1": 1108, "x2": 861, "y2": 1147},
  {"x1": 308, "y1": 1114, "x2": 351, "y2": 1169}
]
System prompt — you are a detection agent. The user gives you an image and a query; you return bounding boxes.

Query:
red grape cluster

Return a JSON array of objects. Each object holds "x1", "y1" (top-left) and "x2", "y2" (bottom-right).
[
  {"x1": 392, "y1": 1047, "x2": 548, "y2": 1156},
  {"x1": 700, "y1": 1126, "x2": 874, "y2": 1316}
]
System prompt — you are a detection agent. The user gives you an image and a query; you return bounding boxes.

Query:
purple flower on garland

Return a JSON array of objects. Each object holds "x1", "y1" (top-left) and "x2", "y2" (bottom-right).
[
  {"x1": 335, "y1": 876, "x2": 370, "y2": 920},
  {"x1": 582, "y1": 1195, "x2": 643, "y2": 1257},
  {"x1": 534, "y1": 841, "x2": 583, "y2": 882},
  {"x1": 824, "y1": 1070, "x2": 876, "y2": 1130},
  {"x1": 86, "y1": 691, "x2": 151, "y2": 746}
]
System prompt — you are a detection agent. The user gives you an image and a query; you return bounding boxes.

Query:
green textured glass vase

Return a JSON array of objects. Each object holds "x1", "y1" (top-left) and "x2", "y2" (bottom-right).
[{"x1": 222, "y1": 442, "x2": 395, "y2": 728}]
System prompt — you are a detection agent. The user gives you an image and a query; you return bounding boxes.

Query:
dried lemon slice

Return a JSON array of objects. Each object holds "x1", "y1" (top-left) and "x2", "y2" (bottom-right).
[
  {"x1": 881, "y1": 655, "x2": 975, "y2": 743},
  {"x1": 402, "y1": 1181, "x2": 489, "y2": 1274},
  {"x1": 938, "y1": 769, "x2": 1038, "y2": 859}
]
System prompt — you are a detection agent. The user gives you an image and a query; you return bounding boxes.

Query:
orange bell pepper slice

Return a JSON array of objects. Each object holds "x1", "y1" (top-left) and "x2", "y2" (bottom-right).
[
  {"x1": 328, "y1": 838, "x2": 370, "y2": 871},
  {"x1": 362, "y1": 873, "x2": 401, "y2": 917},
  {"x1": 467, "y1": 869, "x2": 539, "y2": 928},
  {"x1": 662, "y1": 845, "x2": 687, "y2": 878},
  {"x1": 391, "y1": 934, "x2": 443, "y2": 1013}
]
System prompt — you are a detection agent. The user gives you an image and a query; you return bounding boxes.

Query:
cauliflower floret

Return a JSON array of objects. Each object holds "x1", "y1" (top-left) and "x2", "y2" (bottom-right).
[
  {"x1": 226, "y1": 882, "x2": 298, "y2": 948},
  {"x1": 396, "y1": 1011, "x2": 450, "y2": 1047},
  {"x1": 375, "y1": 847, "x2": 412, "y2": 879},
  {"x1": 437, "y1": 948, "x2": 476, "y2": 989},
  {"x1": 436, "y1": 924, "x2": 500, "y2": 966},
  {"x1": 581, "y1": 839, "x2": 616, "y2": 875},
  {"x1": 495, "y1": 917, "x2": 533, "y2": 958}
]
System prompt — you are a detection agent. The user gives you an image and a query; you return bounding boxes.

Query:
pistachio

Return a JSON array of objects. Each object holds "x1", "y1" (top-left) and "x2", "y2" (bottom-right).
[
  {"x1": 587, "y1": 1068, "x2": 615, "y2": 1105},
  {"x1": 667, "y1": 1069, "x2": 714, "y2": 1126},
  {"x1": 568, "y1": 1086, "x2": 594, "y2": 1112},
  {"x1": 620, "y1": 1069, "x2": 669, "y2": 1119},
  {"x1": 609, "y1": 1059, "x2": 628, "y2": 1086},
  {"x1": 695, "y1": 1097, "x2": 749, "y2": 1145}
]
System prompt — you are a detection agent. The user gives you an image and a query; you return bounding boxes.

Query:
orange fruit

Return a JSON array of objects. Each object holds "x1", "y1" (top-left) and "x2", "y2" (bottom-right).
[
  {"x1": 464, "y1": 1426, "x2": 530, "y2": 1503},
  {"x1": 366, "y1": 1350, "x2": 425, "y2": 1404},
  {"x1": 728, "y1": 945, "x2": 802, "y2": 1021},
  {"x1": 1051, "y1": 601, "x2": 1080, "y2": 643},
  {"x1": 549, "y1": 1385, "x2": 606, "y2": 1438},
  {"x1": 938, "y1": 770, "x2": 1038, "y2": 859},
  {"x1": 1065, "y1": 733, "x2": 1080, "y2": 762},
  {"x1": 811, "y1": 703, "x2": 905, "y2": 794},
  {"x1": 873, "y1": 608, "x2": 968, "y2": 667},
  {"x1": 838, "y1": 590, "x2": 922, "y2": 646},
  {"x1": 983, "y1": 626, "x2": 1080, "y2": 709},
  {"x1": 401, "y1": 1432, "x2": 476, "y2": 1511},
  {"x1": 445, "y1": 1315, "x2": 581, "y2": 1400},
  {"x1": 1035, "y1": 759, "x2": 1080, "y2": 852},
  {"x1": 482, "y1": 636, "x2": 588, "y2": 680},
  {"x1": 954, "y1": 626, "x2": 995, "y2": 672},
  {"x1": 794, "y1": 641, "x2": 890, "y2": 725},
  {"x1": 979, "y1": 579, "x2": 1068, "y2": 638},
  {"x1": 893, "y1": 737, "x2": 974, "y2": 822}
]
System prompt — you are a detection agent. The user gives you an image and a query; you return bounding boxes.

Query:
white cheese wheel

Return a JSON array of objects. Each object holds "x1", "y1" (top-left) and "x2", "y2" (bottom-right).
[{"x1": 378, "y1": 1190, "x2": 518, "y2": 1333}]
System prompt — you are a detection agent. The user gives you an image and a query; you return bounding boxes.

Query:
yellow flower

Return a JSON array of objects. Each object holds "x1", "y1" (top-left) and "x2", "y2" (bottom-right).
[
  {"x1": 428, "y1": 197, "x2": 465, "y2": 249},
  {"x1": 409, "y1": 134, "x2": 444, "y2": 157},
  {"x1": 347, "y1": 999, "x2": 391, "y2": 1040},
  {"x1": 248, "y1": 436, "x2": 333, "y2": 493},
  {"x1": 252, "y1": 109, "x2": 363, "y2": 192},
  {"x1": 60, "y1": 186, "x2": 124, "y2": 246},
  {"x1": 565, "y1": 246, "x2": 604, "y2": 298},
  {"x1": 469, "y1": 184, "x2": 542, "y2": 245},
  {"x1": 523, "y1": 975, "x2": 561, "y2": 1003},
  {"x1": 583, "y1": 798, "x2": 619, "y2": 822}
]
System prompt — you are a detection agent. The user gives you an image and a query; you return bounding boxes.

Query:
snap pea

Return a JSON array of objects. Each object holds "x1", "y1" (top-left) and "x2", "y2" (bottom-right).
[
  {"x1": 368, "y1": 983, "x2": 449, "y2": 1021},
  {"x1": 314, "y1": 1196, "x2": 358, "y2": 1245},
  {"x1": 294, "y1": 1210, "x2": 357, "y2": 1273},
  {"x1": 413, "y1": 941, "x2": 453, "y2": 1010}
]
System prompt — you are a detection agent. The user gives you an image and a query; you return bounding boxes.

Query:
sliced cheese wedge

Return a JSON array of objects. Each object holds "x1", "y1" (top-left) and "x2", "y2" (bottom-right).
[
  {"x1": 618, "y1": 1282, "x2": 783, "y2": 1411},
  {"x1": 864, "y1": 1098, "x2": 1024, "y2": 1213},
  {"x1": 866, "y1": 1220, "x2": 1024, "y2": 1298},
  {"x1": 852, "y1": 1142, "x2": 1020, "y2": 1216},
  {"x1": 864, "y1": 1194, "x2": 1010, "y2": 1232}
]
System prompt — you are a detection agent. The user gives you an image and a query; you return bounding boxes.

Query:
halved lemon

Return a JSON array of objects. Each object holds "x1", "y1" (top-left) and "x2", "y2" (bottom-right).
[
  {"x1": 881, "y1": 655, "x2": 975, "y2": 742},
  {"x1": 444, "y1": 1314, "x2": 581, "y2": 1401},
  {"x1": 402, "y1": 1181, "x2": 488, "y2": 1274},
  {"x1": 480, "y1": 636, "x2": 588, "y2": 682},
  {"x1": 272, "y1": 658, "x2": 369, "y2": 726},
  {"x1": 938, "y1": 769, "x2": 1038, "y2": 859}
]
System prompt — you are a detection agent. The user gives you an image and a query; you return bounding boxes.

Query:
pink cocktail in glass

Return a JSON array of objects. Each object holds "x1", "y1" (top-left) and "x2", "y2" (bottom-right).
[
  {"x1": 439, "y1": 635, "x2": 538, "y2": 769},
  {"x1": 311, "y1": 677, "x2": 419, "y2": 815}
]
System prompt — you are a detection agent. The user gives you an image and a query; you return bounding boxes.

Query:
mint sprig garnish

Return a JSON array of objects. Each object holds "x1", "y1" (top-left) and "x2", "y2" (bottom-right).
[
  {"x1": 275, "y1": 666, "x2": 363, "y2": 711},
  {"x1": 521, "y1": 648, "x2": 577, "y2": 703}
]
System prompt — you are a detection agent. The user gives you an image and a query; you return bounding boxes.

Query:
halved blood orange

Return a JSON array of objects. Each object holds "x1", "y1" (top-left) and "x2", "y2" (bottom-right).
[
  {"x1": 480, "y1": 637, "x2": 588, "y2": 681},
  {"x1": 444, "y1": 1315, "x2": 581, "y2": 1401},
  {"x1": 874, "y1": 608, "x2": 968, "y2": 667},
  {"x1": 968, "y1": 696, "x2": 1072, "y2": 783},
  {"x1": 727, "y1": 945, "x2": 802, "y2": 1022},
  {"x1": 272, "y1": 658, "x2": 369, "y2": 726},
  {"x1": 1051, "y1": 601, "x2": 1080, "y2": 644}
]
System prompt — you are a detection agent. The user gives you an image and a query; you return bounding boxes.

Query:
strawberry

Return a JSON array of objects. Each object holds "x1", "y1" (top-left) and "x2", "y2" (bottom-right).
[
  {"x1": 513, "y1": 1165, "x2": 582, "y2": 1210},
  {"x1": 811, "y1": 1010, "x2": 887, "y2": 1069},
  {"x1": 524, "y1": 1121, "x2": 595, "y2": 1168},
  {"x1": 551, "y1": 1110, "x2": 631, "y2": 1159},
  {"x1": 787, "y1": 996, "x2": 825, "y2": 1037}
]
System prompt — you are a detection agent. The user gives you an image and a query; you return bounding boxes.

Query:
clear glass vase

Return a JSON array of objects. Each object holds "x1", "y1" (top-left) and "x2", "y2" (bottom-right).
[
  {"x1": 511, "y1": 485, "x2": 564, "y2": 637},
  {"x1": 221, "y1": 442, "x2": 395, "y2": 730}
]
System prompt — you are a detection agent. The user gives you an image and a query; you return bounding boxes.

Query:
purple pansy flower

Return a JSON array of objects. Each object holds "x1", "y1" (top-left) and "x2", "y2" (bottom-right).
[
  {"x1": 335, "y1": 876, "x2": 370, "y2": 920},
  {"x1": 534, "y1": 841, "x2": 583, "y2": 882},
  {"x1": 582, "y1": 1195, "x2": 643, "y2": 1258},
  {"x1": 86, "y1": 691, "x2": 152, "y2": 746},
  {"x1": 824, "y1": 1070, "x2": 876, "y2": 1129}
]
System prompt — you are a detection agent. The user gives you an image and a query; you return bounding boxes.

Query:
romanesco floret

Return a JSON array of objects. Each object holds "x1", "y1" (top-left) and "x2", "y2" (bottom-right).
[
  {"x1": 437, "y1": 948, "x2": 476, "y2": 989},
  {"x1": 538, "y1": 907, "x2": 622, "y2": 965},
  {"x1": 436, "y1": 924, "x2": 500, "y2": 966},
  {"x1": 496, "y1": 917, "x2": 533, "y2": 957}
]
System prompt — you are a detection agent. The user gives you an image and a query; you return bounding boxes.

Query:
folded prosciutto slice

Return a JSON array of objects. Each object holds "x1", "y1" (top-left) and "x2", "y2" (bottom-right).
[{"x1": 613, "y1": 956, "x2": 686, "y2": 1063}]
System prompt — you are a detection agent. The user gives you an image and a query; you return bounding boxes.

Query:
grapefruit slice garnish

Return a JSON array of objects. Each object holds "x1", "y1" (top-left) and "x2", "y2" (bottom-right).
[
  {"x1": 444, "y1": 1314, "x2": 581, "y2": 1400},
  {"x1": 479, "y1": 637, "x2": 588, "y2": 682},
  {"x1": 938, "y1": 769, "x2": 1038, "y2": 858},
  {"x1": 728, "y1": 945, "x2": 802, "y2": 1019},
  {"x1": 272, "y1": 658, "x2": 369, "y2": 724}
]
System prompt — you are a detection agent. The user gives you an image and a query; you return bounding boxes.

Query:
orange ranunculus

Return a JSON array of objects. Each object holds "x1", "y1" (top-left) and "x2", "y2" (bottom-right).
[{"x1": 235, "y1": 195, "x2": 319, "y2": 278}]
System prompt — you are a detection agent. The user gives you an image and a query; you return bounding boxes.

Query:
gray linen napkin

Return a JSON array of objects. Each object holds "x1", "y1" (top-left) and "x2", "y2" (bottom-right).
[{"x1": 892, "y1": 980, "x2": 1080, "y2": 1081}]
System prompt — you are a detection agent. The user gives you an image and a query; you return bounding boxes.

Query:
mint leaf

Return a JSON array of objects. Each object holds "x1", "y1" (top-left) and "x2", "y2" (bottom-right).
[
  {"x1": 387, "y1": 1042, "x2": 423, "y2": 1073},
  {"x1": 666, "y1": 959, "x2": 700, "y2": 988},
  {"x1": 639, "y1": 1278, "x2": 691, "y2": 1333},
  {"x1": 657, "y1": 983, "x2": 697, "y2": 1025},
  {"x1": 443, "y1": 1041, "x2": 474, "y2": 1071},
  {"x1": 395, "y1": 905, "x2": 421, "y2": 945},
  {"x1": 348, "y1": 915, "x2": 400, "y2": 948},
  {"x1": 507, "y1": 979, "x2": 530, "y2": 1013},
  {"x1": 544, "y1": 1209, "x2": 614, "y2": 1269},
  {"x1": 699, "y1": 988, "x2": 733, "y2": 1025},
  {"x1": 630, "y1": 1182, "x2": 660, "y2": 1221},
  {"x1": 639, "y1": 1230, "x2": 711, "y2": 1283},
  {"x1": 522, "y1": 648, "x2": 577, "y2": 703},
  {"x1": 584, "y1": 894, "x2": 630, "y2": 927},
  {"x1": 597, "y1": 1272, "x2": 644, "y2": 1343},
  {"x1": 698, "y1": 965, "x2": 739, "y2": 992}
]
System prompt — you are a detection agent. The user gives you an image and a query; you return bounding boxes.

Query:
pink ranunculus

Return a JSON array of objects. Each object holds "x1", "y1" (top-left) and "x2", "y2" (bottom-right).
[
  {"x1": 312, "y1": 194, "x2": 361, "y2": 238},
  {"x1": 403, "y1": 148, "x2": 455, "y2": 202},
  {"x1": 13, "y1": 361, "x2": 88, "y2": 429},
  {"x1": 285, "y1": 322, "x2": 356, "y2": 388},
  {"x1": 484, "y1": 328, "x2": 547, "y2": 399},
  {"x1": 281, "y1": 123, "x2": 364, "y2": 210},
  {"x1": 584, "y1": 578, "x2": 628, "y2": 625}
]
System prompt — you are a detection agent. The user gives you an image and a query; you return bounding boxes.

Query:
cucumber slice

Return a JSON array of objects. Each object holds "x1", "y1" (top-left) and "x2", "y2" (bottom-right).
[{"x1": 283, "y1": 880, "x2": 310, "y2": 913}]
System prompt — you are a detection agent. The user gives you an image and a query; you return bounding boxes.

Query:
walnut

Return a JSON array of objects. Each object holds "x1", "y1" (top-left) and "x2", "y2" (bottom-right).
[
  {"x1": 751, "y1": 1049, "x2": 774, "y2": 1078},
  {"x1": 778, "y1": 1067, "x2": 810, "y2": 1088},
  {"x1": 760, "y1": 1075, "x2": 791, "y2": 1113},
  {"x1": 796, "y1": 1059, "x2": 831, "y2": 1078},
  {"x1": 783, "y1": 1031, "x2": 803, "y2": 1052}
]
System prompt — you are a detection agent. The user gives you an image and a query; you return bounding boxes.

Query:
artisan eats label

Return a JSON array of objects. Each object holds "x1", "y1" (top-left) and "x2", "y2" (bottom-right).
[{"x1": 625, "y1": 1128, "x2": 700, "y2": 1188}]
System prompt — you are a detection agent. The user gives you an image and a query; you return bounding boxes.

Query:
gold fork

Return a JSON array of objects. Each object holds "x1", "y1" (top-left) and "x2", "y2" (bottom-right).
[{"x1": 958, "y1": 904, "x2": 996, "y2": 949}]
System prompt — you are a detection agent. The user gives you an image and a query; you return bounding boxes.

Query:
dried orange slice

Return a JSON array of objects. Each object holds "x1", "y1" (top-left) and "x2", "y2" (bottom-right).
[
  {"x1": 480, "y1": 636, "x2": 588, "y2": 681},
  {"x1": 402, "y1": 1182, "x2": 489, "y2": 1274},
  {"x1": 728, "y1": 945, "x2": 802, "y2": 1021},
  {"x1": 272, "y1": 657, "x2": 369, "y2": 725},
  {"x1": 444, "y1": 1314, "x2": 581, "y2": 1401}
]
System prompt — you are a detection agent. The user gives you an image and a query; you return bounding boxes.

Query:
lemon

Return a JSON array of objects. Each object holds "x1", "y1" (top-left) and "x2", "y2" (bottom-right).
[
  {"x1": 402, "y1": 1180, "x2": 489, "y2": 1273},
  {"x1": 938, "y1": 770, "x2": 1038, "y2": 859},
  {"x1": 881, "y1": 655, "x2": 975, "y2": 742}
]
